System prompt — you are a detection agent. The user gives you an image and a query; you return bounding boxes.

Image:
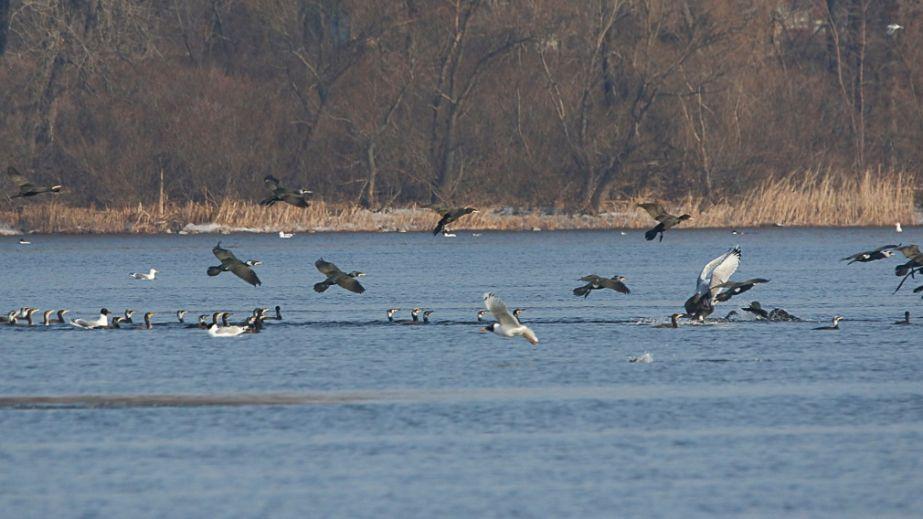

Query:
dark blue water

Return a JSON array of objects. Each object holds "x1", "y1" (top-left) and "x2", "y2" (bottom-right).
[{"x1": 1, "y1": 228, "x2": 921, "y2": 517}]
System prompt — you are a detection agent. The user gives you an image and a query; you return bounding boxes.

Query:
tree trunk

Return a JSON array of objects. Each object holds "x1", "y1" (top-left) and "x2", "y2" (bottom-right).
[
  {"x1": 0, "y1": 0, "x2": 10, "y2": 58},
  {"x1": 33, "y1": 53, "x2": 66, "y2": 155},
  {"x1": 362, "y1": 139, "x2": 378, "y2": 209}
]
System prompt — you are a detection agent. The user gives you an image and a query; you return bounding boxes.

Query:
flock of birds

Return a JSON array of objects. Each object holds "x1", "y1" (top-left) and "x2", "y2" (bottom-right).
[{"x1": 4, "y1": 168, "x2": 922, "y2": 343}]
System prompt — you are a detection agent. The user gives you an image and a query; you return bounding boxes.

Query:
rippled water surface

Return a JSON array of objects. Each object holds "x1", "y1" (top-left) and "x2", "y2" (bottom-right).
[{"x1": 1, "y1": 228, "x2": 921, "y2": 517}]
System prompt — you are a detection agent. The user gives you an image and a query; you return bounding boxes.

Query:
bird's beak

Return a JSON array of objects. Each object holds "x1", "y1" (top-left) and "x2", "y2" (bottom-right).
[{"x1": 479, "y1": 327, "x2": 489, "y2": 333}]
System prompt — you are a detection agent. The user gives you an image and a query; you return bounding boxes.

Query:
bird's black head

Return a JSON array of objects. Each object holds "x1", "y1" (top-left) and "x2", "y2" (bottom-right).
[
  {"x1": 100, "y1": 308, "x2": 110, "y2": 315},
  {"x1": 465, "y1": 207, "x2": 478, "y2": 215},
  {"x1": 679, "y1": 214, "x2": 692, "y2": 221}
]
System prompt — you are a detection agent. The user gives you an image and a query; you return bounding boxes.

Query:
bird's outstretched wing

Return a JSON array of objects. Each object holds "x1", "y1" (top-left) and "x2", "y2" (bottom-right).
[
  {"x1": 697, "y1": 247, "x2": 741, "y2": 295},
  {"x1": 5, "y1": 167, "x2": 33, "y2": 190},
  {"x1": 713, "y1": 278, "x2": 768, "y2": 302},
  {"x1": 896, "y1": 244, "x2": 921, "y2": 259},
  {"x1": 281, "y1": 192, "x2": 309, "y2": 208},
  {"x1": 608, "y1": 279, "x2": 631, "y2": 294},
  {"x1": 338, "y1": 276, "x2": 365, "y2": 294},
  {"x1": 483, "y1": 292, "x2": 519, "y2": 327},
  {"x1": 228, "y1": 262, "x2": 261, "y2": 287},
  {"x1": 212, "y1": 242, "x2": 239, "y2": 263},
  {"x1": 315, "y1": 258, "x2": 342, "y2": 276},
  {"x1": 579, "y1": 274, "x2": 603, "y2": 283},
  {"x1": 264, "y1": 175, "x2": 281, "y2": 192},
  {"x1": 433, "y1": 213, "x2": 451, "y2": 235},
  {"x1": 638, "y1": 202, "x2": 668, "y2": 222}
]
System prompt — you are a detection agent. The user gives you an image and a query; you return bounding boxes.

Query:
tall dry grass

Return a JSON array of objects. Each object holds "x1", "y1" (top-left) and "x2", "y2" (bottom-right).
[{"x1": 0, "y1": 170, "x2": 917, "y2": 234}]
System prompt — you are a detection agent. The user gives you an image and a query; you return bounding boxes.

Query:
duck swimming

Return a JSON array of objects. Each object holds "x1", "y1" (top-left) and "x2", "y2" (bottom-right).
[{"x1": 894, "y1": 311, "x2": 911, "y2": 325}]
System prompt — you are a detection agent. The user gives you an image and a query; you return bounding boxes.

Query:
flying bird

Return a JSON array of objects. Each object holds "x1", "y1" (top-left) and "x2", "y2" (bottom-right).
[
  {"x1": 313, "y1": 258, "x2": 365, "y2": 294},
  {"x1": 684, "y1": 246, "x2": 741, "y2": 320},
  {"x1": 638, "y1": 202, "x2": 691, "y2": 242},
  {"x1": 4, "y1": 166, "x2": 62, "y2": 199},
  {"x1": 479, "y1": 292, "x2": 539, "y2": 345},
  {"x1": 841, "y1": 245, "x2": 899, "y2": 264},
  {"x1": 260, "y1": 175, "x2": 312, "y2": 208},
  {"x1": 572, "y1": 274, "x2": 630, "y2": 298},
  {"x1": 207, "y1": 242, "x2": 262, "y2": 287},
  {"x1": 893, "y1": 244, "x2": 923, "y2": 293},
  {"x1": 433, "y1": 207, "x2": 478, "y2": 236}
]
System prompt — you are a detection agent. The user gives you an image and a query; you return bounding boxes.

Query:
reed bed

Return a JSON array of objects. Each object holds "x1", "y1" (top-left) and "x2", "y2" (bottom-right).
[{"x1": 0, "y1": 170, "x2": 917, "y2": 234}]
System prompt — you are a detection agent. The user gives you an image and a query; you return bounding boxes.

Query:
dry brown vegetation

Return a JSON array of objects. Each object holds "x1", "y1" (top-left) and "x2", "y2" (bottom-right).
[
  {"x1": 1, "y1": 170, "x2": 914, "y2": 234},
  {"x1": 0, "y1": 1, "x2": 921, "y2": 223}
]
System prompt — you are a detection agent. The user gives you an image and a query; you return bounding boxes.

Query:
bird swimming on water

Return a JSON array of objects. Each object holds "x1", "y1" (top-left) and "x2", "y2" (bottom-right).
[
  {"x1": 313, "y1": 258, "x2": 365, "y2": 294},
  {"x1": 480, "y1": 292, "x2": 539, "y2": 345},
  {"x1": 741, "y1": 301, "x2": 769, "y2": 319},
  {"x1": 433, "y1": 207, "x2": 478, "y2": 236},
  {"x1": 653, "y1": 313, "x2": 684, "y2": 328},
  {"x1": 176, "y1": 310, "x2": 187, "y2": 323},
  {"x1": 208, "y1": 242, "x2": 262, "y2": 287},
  {"x1": 476, "y1": 309, "x2": 488, "y2": 322},
  {"x1": 70, "y1": 308, "x2": 111, "y2": 329},
  {"x1": 573, "y1": 274, "x2": 630, "y2": 298},
  {"x1": 894, "y1": 311, "x2": 910, "y2": 325},
  {"x1": 260, "y1": 175, "x2": 312, "y2": 208},
  {"x1": 813, "y1": 316, "x2": 843, "y2": 330},
  {"x1": 129, "y1": 268, "x2": 158, "y2": 280},
  {"x1": 638, "y1": 202, "x2": 691, "y2": 242},
  {"x1": 4, "y1": 166, "x2": 63, "y2": 199}
]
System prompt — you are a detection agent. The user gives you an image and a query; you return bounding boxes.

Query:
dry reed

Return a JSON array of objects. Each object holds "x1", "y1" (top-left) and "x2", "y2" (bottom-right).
[{"x1": 0, "y1": 170, "x2": 917, "y2": 234}]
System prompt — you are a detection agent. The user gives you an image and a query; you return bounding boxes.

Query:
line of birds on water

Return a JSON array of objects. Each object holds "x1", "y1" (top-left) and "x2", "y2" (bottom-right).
[
  {"x1": 4, "y1": 165, "x2": 921, "y2": 342},
  {"x1": 0, "y1": 305, "x2": 285, "y2": 337}
]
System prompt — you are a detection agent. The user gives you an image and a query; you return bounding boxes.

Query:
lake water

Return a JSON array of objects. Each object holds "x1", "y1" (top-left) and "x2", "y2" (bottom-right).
[{"x1": 1, "y1": 228, "x2": 921, "y2": 517}]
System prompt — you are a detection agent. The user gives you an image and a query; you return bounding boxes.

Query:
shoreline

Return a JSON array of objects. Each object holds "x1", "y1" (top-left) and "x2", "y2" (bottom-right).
[{"x1": 1, "y1": 171, "x2": 919, "y2": 235}]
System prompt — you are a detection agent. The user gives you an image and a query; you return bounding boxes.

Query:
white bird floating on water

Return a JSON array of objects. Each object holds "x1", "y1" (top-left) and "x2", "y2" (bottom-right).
[
  {"x1": 628, "y1": 352, "x2": 653, "y2": 363},
  {"x1": 895, "y1": 222, "x2": 903, "y2": 233},
  {"x1": 887, "y1": 23, "x2": 903, "y2": 35},
  {"x1": 208, "y1": 323, "x2": 249, "y2": 337},
  {"x1": 18, "y1": 238, "x2": 30, "y2": 245},
  {"x1": 70, "y1": 308, "x2": 111, "y2": 329},
  {"x1": 480, "y1": 292, "x2": 539, "y2": 345},
  {"x1": 279, "y1": 231, "x2": 294, "y2": 239},
  {"x1": 129, "y1": 268, "x2": 158, "y2": 280}
]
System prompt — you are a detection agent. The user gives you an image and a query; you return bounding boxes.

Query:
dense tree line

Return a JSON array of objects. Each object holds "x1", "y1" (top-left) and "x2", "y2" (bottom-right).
[{"x1": 0, "y1": 0, "x2": 920, "y2": 212}]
